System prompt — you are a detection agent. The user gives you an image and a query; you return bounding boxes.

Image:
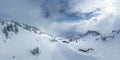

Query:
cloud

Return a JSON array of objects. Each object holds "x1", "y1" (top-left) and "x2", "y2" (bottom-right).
[
  {"x1": 0, "y1": 0, "x2": 45, "y2": 26},
  {"x1": 0, "y1": 0, "x2": 119, "y2": 38},
  {"x1": 48, "y1": 0, "x2": 120, "y2": 37}
]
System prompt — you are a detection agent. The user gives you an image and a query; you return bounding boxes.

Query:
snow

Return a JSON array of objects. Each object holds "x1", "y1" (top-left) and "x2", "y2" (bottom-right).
[
  {"x1": 67, "y1": 32, "x2": 120, "y2": 60},
  {"x1": 0, "y1": 20, "x2": 120, "y2": 60},
  {"x1": 0, "y1": 22, "x2": 96, "y2": 60}
]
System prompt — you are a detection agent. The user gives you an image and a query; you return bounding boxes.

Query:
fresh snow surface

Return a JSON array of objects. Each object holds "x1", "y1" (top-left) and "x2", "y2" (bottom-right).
[
  {"x1": 66, "y1": 32, "x2": 120, "y2": 60},
  {"x1": 0, "y1": 27, "x2": 96, "y2": 60},
  {"x1": 0, "y1": 20, "x2": 120, "y2": 60}
]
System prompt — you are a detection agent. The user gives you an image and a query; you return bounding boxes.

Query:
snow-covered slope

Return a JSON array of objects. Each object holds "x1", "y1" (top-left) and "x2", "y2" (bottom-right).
[
  {"x1": 0, "y1": 19, "x2": 120, "y2": 60},
  {"x1": 62, "y1": 30, "x2": 120, "y2": 60},
  {"x1": 0, "y1": 19, "x2": 53, "y2": 60},
  {"x1": 0, "y1": 19, "x2": 96, "y2": 60}
]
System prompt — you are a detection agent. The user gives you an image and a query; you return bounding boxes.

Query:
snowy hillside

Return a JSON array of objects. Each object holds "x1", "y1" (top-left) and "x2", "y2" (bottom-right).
[
  {"x1": 62, "y1": 30, "x2": 120, "y2": 60},
  {"x1": 0, "y1": 19, "x2": 120, "y2": 60},
  {"x1": 0, "y1": 19, "x2": 53, "y2": 60}
]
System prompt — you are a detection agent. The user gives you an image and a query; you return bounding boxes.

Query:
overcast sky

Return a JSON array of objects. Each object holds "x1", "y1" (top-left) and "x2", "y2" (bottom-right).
[{"x1": 0, "y1": 0, "x2": 119, "y2": 38}]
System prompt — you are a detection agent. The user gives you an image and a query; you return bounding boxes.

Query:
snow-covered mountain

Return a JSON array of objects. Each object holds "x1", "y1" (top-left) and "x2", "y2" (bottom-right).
[
  {"x1": 0, "y1": 19, "x2": 55, "y2": 60},
  {"x1": 0, "y1": 19, "x2": 120, "y2": 60},
  {"x1": 63, "y1": 30, "x2": 120, "y2": 60}
]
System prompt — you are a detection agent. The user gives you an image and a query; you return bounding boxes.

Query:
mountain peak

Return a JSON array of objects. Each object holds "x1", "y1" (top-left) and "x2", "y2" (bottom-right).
[{"x1": 0, "y1": 19, "x2": 54, "y2": 40}]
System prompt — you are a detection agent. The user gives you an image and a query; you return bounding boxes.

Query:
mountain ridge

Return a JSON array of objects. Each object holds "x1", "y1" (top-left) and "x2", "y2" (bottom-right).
[
  {"x1": 0, "y1": 19, "x2": 54, "y2": 39},
  {"x1": 0, "y1": 19, "x2": 120, "y2": 60}
]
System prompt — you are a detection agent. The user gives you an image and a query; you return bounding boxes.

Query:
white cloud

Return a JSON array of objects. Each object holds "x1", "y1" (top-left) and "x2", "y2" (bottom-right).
[
  {"x1": 58, "y1": 0, "x2": 119, "y2": 34},
  {"x1": 47, "y1": 0, "x2": 120, "y2": 37},
  {"x1": 0, "y1": 0, "x2": 119, "y2": 37}
]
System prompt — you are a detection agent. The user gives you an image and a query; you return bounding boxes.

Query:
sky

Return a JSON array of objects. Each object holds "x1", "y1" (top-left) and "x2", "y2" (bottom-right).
[{"x1": 0, "y1": 0, "x2": 119, "y2": 38}]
